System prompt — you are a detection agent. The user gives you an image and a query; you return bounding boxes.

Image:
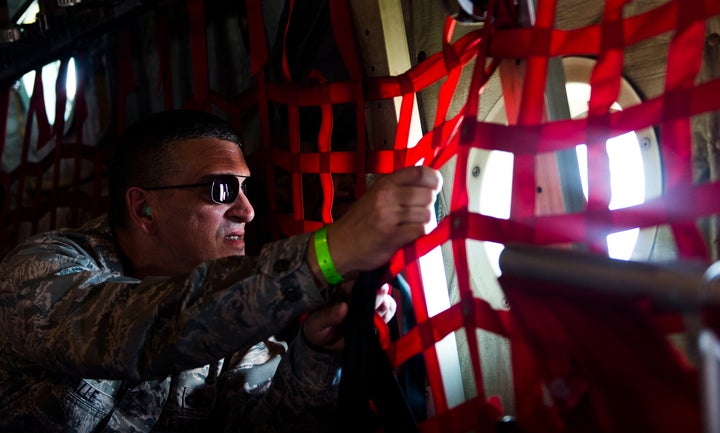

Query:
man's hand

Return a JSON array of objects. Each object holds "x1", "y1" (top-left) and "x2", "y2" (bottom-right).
[
  {"x1": 303, "y1": 301, "x2": 349, "y2": 352},
  {"x1": 374, "y1": 283, "x2": 396, "y2": 323},
  {"x1": 323, "y1": 166, "x2": 442, "y2": 280},
  {"x1": 303, "y1": 285, "x2": 398, "y2": 352}
]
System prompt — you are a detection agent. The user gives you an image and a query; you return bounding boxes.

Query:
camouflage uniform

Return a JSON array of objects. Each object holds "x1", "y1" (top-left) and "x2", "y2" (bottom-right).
[{"x1": 0, "y1": 216, "x2": 341, "y2": 432}]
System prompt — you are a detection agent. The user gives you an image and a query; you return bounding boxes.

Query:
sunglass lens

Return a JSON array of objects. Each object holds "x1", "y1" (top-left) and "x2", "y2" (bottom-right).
[{"x1": 211, "y1": 175, "x2": 240, "y2": 204}]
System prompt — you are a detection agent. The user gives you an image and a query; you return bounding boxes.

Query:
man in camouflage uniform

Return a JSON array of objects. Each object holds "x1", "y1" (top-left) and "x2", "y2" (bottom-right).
[{"x1": 0, "y1": 110, "x2": 440, "y2": 432}]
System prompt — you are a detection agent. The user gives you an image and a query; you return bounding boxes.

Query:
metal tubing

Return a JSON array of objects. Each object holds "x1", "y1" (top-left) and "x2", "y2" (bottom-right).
[{"x1": 498, "y1": 243, "x2": 720, "y2": 310}]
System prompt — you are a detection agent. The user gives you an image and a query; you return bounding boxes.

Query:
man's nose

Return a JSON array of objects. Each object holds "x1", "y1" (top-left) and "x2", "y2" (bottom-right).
[{"x1": 228, "y1": 190, "x2": 255, "y2": 222}]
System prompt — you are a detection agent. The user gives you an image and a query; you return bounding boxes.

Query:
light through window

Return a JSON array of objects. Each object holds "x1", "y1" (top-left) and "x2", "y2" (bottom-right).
[{"x1": 478, "y1": 57, "x2": 661, "y2": 268}]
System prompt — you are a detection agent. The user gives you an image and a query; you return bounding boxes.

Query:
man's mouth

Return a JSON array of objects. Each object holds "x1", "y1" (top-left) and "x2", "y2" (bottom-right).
[{"x1": 226, "y1": 235, "x2": 243, "y2": 241}]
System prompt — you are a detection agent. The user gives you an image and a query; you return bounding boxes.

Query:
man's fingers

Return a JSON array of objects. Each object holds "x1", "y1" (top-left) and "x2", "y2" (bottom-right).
[
  {"x1": 319, "y1": 166, "x2": 442, "y2": 277},
  {"x1": 395, "y1": 206, "x2": 434, "y2": 226},
  {"x1": 389, "y1": 166, "x2": 443, "y2": 192},
  {"x1": 393, "y1": 185, "x2": 437, "y2": 207},
  {"x1": 302, "y1": 302, "x2": 349, "y2": 349},
  {"x1": 306, "y1": 301, "x2": 348, "y2": 329}
]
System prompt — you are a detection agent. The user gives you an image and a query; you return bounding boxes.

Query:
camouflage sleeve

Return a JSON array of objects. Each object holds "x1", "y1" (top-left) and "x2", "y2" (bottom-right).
[
  {"x1": 0, "y1": 231, "x2": 327, "y2": 381},
  {"x1": 221, "y1": 331, "x2": 342, "y2": 433}
]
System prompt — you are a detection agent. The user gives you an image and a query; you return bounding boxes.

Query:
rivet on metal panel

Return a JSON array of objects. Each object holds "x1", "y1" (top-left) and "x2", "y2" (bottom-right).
[{"x1": 707, "y1": 33, "x2": 720, "y2": 47}]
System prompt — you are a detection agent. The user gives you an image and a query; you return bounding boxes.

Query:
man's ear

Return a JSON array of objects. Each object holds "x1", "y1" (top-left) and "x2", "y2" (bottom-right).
[{"x1": 126, "y1": 187, "x2": 156, "y2": 235}]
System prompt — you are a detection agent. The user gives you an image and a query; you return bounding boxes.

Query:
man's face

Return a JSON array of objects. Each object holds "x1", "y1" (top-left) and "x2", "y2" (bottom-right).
[{"x1": 149, "y1": 137, "x2": 254, "y2": 274}]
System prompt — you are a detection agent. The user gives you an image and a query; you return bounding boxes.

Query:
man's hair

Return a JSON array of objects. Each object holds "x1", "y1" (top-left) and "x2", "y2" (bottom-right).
[{"x1": 108, "y1": 109, "x2": 244, "y2": 228}]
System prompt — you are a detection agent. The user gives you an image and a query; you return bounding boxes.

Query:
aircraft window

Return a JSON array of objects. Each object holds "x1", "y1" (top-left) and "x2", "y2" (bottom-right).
[
  {"x1": 426, "y1": 56, "x2": 663, "y2": 416},
  {"x1": 477, "y1": 56, "x2": 661, "y2": 272},
  {"x1": 19, "y1": 58, "x2": 77, "y2": 127},
  {"x1": 16, "y1": 0, "x2": 39, "y2": 25}
]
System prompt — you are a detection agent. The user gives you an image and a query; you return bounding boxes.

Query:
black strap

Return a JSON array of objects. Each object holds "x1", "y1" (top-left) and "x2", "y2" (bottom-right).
[{"x1": 336, "y1": 266, "x2": 419, "y2": 433}]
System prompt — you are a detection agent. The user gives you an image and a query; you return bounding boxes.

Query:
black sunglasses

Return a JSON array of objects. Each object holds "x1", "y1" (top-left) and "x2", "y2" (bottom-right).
[{"x1": 144, "y1": 174, "x2": 249, "y2": 204}]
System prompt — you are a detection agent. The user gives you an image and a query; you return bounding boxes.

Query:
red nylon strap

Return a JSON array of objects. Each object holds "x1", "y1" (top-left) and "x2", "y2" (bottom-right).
[
  {"x1": 280, "y1": 0, "x2": 295, "y2": 83},
  {"x1": 116, "y1": 28, "x2": 134, "y2": 133},
  {"x1": 49, "y1": 59, "x2": 69, "y2": 229},
  {"x1": 502, "y1": 275, "x2": 701, "y2": 432},
  {"x1": 661, "y1": 0, "x2": 709, "y2": 260},
  {"x1": 328, "y1": 0, "x2": 367, "y2": 199},
  {"x1": 431, "y1": 17, "x2": 462, "y2": 158},
  {"x1": 11, "y1": 70, "x2": 47, "y2": 243},
  {"x1": 394, "y1": 75, "x2": 414, "y2": 169},
  {"x1": 486, "y1": 1, "x2": 720, "y2": 59},
  {"x1": 366, "y1": 29, "x2": 483, "y2": 101},
  {"x1": 287, "y1": 101, "x2": 304, "y2": 225},
  {"x1": 244, "y1": 0, "x2": 280, "y2": 238},
  {"x1": 73, "y1": 55, "x2": 93, "y2": 222},
  {"x1": 245, "y1": 0, "x2": 268, "y2": 76},
  {"x1": 155, "y1": 12, "x2": 174, "y2": 110},
  {"x1": 308, "y1": 70, "x2": 336, "y2": 223},
  {"x1": 27, "y1": 70, "x2": 51, "y2": 150},
  {"x1": 185, "y1": 0, "x2": 209, "y2": 110},
  {"x1": 583, "y1": 0, "x2": 626, "y2": 253}
]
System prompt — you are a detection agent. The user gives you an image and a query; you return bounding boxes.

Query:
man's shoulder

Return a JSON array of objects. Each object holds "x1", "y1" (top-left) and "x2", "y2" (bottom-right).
[{"x1": 0, "y1": 215, "x2": 122, "y2": 277}]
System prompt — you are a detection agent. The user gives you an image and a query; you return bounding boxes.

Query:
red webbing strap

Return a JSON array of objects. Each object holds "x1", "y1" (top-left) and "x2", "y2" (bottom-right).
[
  {"x1": 501, "y1": 275, "x2": 701, "y2": 433},
  {"x1": 245, "y1": 0, "x2": 281, "y2": 239},
  {"x1": 662, "y1": 0, "x2": 709, "y2": 260},
  {"x1": 259, "y1": 23, "x2": 486, "y2": 179},
  {"x1": 184, "y1": 0, "x2": 210, "y2": 110},
  {"x1": 430, "y1": 18, "x2": 462, "y2": 155},
  {"x1": 437, "y1": 20, "x2": 492, "y2": 428},
  {"x1": 262, "y1": 26, "x2": 485, "y2": 178},
  {"x1": 387, "y1": 297, "x2": 510, "y2": 367},
  {"x1": 276, "y1": 0, "x2": 312, "y2": 235},
  {"x1": 155, "y1": 11, "x2": 174, "y2": 110},
  {"x1": 265, "y1": 0, "x2": 372, "y2": 235},
  {"x1": 327, "y1": 1, "x2": 367, "y2": 201},
  {"x1": 245, "y1": 0, "x2": 268, "y2": 77},
  {"x1": 73, "y1": 55, "x2": 93, "y2": 222},
  {"x1": 418, "y1": 395, "x2": 504, "y2": 433},
  {"x1": 583, "y1": 0, "x2": 627, "y2": 254},
  {"x1": 486, "y1": 1, "x2": 720, "y2": 59},
  {"x1": 403, "y1": 259, "x2": 450, "y2": 422},
  {"x1": 412, "y1": 3, "x2": 506, "y2": 430},
  {"x1": 308, "y1": 70, "x2": 336, "y2": 224},
  {"x1": 447, "y1": 143, "x2": 488, "y2": 427},
  {"x1": 448, "y1": 12, "x2": 510, "y2": 423},
  {"x1": 32, "y1": 73, "x2": 52, "y2": 152},
  {"x1": 451, "y1": 77, "x2": 720, "y2": 155},
  {"x1": 49, "y1": 59, "x2": 69, "y2": 229},
  {"x1": 266, "y1": 81, "x2": 356, "y2": 106},
  {"x1": 366, "y1": 29, "x2": 483, "y2": 101},
  {"x1": 116, "y1": 28, "x2": 134, "y2": 134},
  {"x1": 11, "y1": 70, "x2": 45, "y2": 245},
  {"x1": 510, "y1": 0, "x2": 554, "y2": 229},
  {"x1": 285, "y1": 87, "x2": 304, "y2": 227},
  {"x1": 280, "y1": 0, "x2": 295, "y2": 83},
  {"x1": 394, "y1": 76, "x2": 414, "y2": 168},
  {"x1": 69, "y1": 70, "x2": 82, "y2": 225}
]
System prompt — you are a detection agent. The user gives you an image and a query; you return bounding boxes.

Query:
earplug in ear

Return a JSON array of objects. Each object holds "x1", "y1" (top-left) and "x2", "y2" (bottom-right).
[{"x1": 144, "y1": 206, "x2": 151, "y2": 217}]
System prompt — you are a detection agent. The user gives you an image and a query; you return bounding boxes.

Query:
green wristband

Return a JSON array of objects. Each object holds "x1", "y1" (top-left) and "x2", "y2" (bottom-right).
[{"x1": 313, "y1": 226, "x2": 344, "y2": 285}]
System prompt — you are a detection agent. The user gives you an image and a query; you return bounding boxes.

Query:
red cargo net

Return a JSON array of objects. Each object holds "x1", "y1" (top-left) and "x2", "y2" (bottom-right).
[
  {"x1": 246, "y1": 0, "x2": 720, "y2": 431},
  {"x1": 2, "y1": 0, "x2": 718, "y2": 430}
]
